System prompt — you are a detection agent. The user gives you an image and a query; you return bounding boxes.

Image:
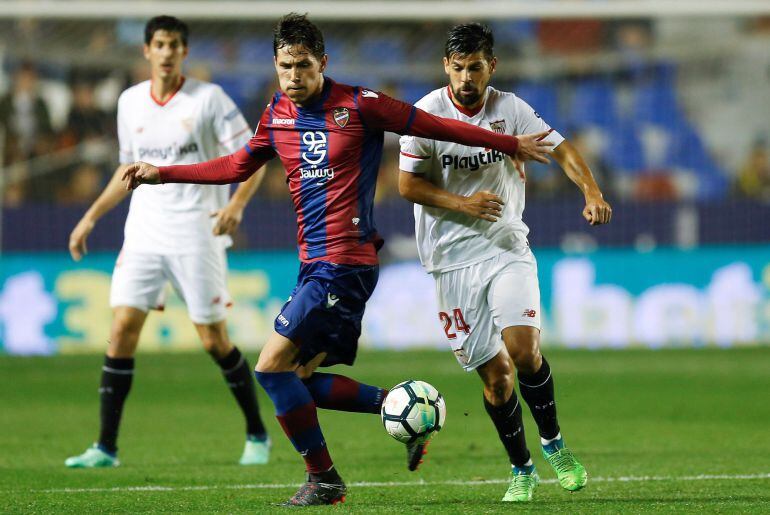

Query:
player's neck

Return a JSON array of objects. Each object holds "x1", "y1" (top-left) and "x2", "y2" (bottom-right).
[{"x1": 151, "y1": 74, "x2": 185, "y2": 105}]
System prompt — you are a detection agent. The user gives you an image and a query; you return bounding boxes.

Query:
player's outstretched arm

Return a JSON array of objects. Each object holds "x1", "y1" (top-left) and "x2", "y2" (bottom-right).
[
  {"x1": 69, "y1": 164, "x2": 131, "y2": 261},
  {"x1": 552, "y1": 140, "x2": 612, "y2": 225},
  {"x1": 398, "y1": 171, "x2": 504, "y2": 222}
]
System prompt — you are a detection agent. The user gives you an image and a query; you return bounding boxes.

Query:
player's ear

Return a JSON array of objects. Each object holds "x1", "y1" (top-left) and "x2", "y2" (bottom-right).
[
  {"x1": 443, "y1": 57, "x2": 450, "y2": 75},
  {"x1": 142, "y1": 44, "x2": 151, "y2": 61},
  {"x1": 489, "y1": 56, "x2": 497, "y2": 75},
  {"x1": 319, "y1": 54, "x2": 328, "y2": 73}
]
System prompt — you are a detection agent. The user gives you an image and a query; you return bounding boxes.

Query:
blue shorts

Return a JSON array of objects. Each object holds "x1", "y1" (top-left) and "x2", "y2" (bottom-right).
[{"x1": 274, "y1": 261, "x2": 379, "y2": 367}]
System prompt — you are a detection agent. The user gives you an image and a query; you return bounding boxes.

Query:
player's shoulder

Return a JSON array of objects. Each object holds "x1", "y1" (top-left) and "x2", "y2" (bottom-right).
[
  {"x1": 486, "y1": 86, "x2": 521, "y2": 107},
  {"x1": 182, "y1": 77, "x2": 228, "y2": 102},
  {"x1": 413, "y1": 87, "x2": 449, "y2": 113},
  {"x1": 329, "y1": 79, "x2": 376, "y2": 106},
  {"x1": 118, "y1": 80, "x2": 150, "y2": 106}
]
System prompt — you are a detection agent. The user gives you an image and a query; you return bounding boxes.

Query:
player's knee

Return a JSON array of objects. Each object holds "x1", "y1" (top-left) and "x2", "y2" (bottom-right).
[
  {"x1": 510, "y1": 344, "x2": 542, "y2": 375},
  {"x1": 484, "y1": 373, "x2": 515, "y2": 405}
]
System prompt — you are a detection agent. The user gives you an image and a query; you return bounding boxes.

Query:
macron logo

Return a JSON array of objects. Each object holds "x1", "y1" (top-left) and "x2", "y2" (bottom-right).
[
  {"x1": 361, "y1": 90, "x2": 379, "y2": 99},
  {"x1": 272, "y1": 118, "x2": 295, "y2": 126},
  {"x1": 277, "y1": 314, "x2": 290, "y2": 327},
  {"x1": 326, "y1": 293, "x2": 340, "y2": 308}
]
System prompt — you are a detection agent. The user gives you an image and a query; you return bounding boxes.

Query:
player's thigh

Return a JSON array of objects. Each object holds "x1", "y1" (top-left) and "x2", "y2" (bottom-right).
[
  {"x1": 434, "y1": 264, "x2": 501, "y2": 372},
  {"x1": 256, "y1": 331, "x2": 303, "y2": 373},
  {"x1": 110, "y1": 250, "x2": 167, "y2": 312},
  {"x1": 164, "y1": 248, "x2": 230, "y2": 325},
  {"x1": 488, "y1": 251, "x2": 543, "y2": 371}
]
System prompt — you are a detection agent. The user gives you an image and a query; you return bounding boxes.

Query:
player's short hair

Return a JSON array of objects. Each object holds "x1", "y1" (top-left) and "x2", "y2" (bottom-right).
[
  {"x1": 445, "y1": 23, "x2": 495, "y2": 61},
  {"x1": 144, "y1": 15, "x2": 189, "y2": 47},
  {"x1": 273, "y1": 13, "x2": 325, "y2": 61}
]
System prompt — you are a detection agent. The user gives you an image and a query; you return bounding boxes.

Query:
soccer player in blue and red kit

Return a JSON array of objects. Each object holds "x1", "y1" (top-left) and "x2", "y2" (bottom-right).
[{"x1": 122, "y1": 13, "x2": 553, "y2": 506}]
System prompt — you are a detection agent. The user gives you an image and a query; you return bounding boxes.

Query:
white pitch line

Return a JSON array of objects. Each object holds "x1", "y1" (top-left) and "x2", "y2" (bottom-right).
[{"x1": 30, "y1": 472, "x2": 770, "y2": 494}]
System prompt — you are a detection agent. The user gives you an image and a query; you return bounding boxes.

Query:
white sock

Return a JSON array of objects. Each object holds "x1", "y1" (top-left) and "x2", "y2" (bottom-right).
[{"x1": 540, "y1": 432, "x2": 562, "y2": 446}]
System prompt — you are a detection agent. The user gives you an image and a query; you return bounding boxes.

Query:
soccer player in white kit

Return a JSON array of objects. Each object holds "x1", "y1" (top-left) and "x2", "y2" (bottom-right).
[
  {"x1": 65, "y1": 16, "x2": 270, "y2": 468},
  {"x1": 399, "y1": 24, "x2": 612, "y2": 502}
]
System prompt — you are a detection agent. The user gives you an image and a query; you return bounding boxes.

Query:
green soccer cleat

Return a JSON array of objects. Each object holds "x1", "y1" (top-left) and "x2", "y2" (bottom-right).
[
  {"x1": 65, "y1": 444, "x2": 120, "y2": 468},
  {"x1": 542, "y1": 440, "x2": 588, "y2": 491},
  {"x1": 239, "y1": 436, "x2": 270, "y2": 465},
  {"x1": 502, "y1": 467, "x2": 540, "y2": 502}
]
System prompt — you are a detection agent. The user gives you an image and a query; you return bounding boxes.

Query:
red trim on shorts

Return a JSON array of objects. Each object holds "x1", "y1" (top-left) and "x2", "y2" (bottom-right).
[{"x1": 400, "y1": 151, "x2": 430, "y2": 160}]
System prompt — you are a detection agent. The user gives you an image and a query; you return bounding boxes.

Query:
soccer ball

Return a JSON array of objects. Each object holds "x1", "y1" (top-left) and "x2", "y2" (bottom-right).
[{"x1": 381, "y1": 380, "x2": 446, "y2": 444}]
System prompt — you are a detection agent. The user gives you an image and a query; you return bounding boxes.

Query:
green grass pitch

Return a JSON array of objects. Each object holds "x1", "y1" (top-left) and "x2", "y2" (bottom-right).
[{"x1": 2, "y1": 347, "x2": 769, "y2": 513}]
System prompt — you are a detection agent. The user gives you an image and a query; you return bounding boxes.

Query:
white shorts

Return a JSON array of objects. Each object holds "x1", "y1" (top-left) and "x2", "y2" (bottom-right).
[
  {"x1": 109, "y1": 248, "x2": 231, "y2": 325},
  {"x1": 433, "y1": 249, "x2": 541, "y2": 371}
]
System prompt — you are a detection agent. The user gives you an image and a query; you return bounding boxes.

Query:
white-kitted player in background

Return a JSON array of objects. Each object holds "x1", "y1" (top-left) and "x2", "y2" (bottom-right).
[
  {"x1": 65, "y1": 15, "x2": 270, "y2": 468},
  {"x1": 399, "y1": 23, "x2": 611, "y2": 503}
]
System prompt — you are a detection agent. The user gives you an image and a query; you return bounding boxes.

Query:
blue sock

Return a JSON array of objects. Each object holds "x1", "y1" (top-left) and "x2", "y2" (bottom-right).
[
  {"x1": 255, "y1": 371, "x2": 333, "y2": 473},
  {"x1": 303, "y1": 372, "x2": 387, "y2": 414}
]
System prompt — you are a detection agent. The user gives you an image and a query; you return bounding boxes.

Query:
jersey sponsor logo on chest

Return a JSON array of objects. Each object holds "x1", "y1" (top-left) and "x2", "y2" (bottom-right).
[
  {"x1": 137, "y1": 141, "x2": 199, "y2": 160},
  {"x1": 299, "y1": 130, "x2": 335, "y2": 185},
  {"x1": 441, "y1": 149, "x2": 505, "y2": 171}
]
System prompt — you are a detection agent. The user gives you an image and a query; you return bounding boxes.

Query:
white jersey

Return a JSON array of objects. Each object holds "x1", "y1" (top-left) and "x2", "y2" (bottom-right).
[
  {"x1": 399, "y1": 86, "x2": 564, "y2": 273},
  {"x1": 117, "y1": 77, "x2": 251, "y2": 255}
]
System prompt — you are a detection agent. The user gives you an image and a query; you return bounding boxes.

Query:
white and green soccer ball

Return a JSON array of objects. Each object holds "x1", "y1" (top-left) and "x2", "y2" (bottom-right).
[{"x1": 381, "y1": 380, "x2": 446, "y2": 444}]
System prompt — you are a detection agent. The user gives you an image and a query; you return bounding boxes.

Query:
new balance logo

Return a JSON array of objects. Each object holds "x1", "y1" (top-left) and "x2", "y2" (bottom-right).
[
  {"x1": 522, "y1": 309, "x2": 537, "y2": 318},
  {"x1": 326, "y1": 293, "x2": 340, "y2": 308}
]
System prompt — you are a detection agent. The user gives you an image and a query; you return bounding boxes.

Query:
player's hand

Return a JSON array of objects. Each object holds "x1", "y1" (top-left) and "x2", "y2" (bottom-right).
[
  {"x1": 122, "y1": 161, "x2": 160, "y2": 190},
  {"x1": 514, "y1": 130, "x2": 553, "y2": 165},
  {"x1": 211, "y1": 202, "x2": 244, "y2": 236},
  {"x1": 459, "y1": 190, "x2": 505, "y2": 222},
  {"x1": 68, "y1": 218, "x2": 94, "y2": 261},
  {"x1": 583, "y1": 195, "x2": 612, "y2": 225}
]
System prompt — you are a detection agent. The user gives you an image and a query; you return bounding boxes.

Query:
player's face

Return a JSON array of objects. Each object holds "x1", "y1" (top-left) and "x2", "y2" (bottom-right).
[
  {"x1": 444, "y1": 51, "x2": 496, "y2": 108},
  {"x1": 143, "y1": 30, "x2": 188, "y2": 81},
  {"x1": 275, "y1": 45, "x2": 328, "y2": 106}
]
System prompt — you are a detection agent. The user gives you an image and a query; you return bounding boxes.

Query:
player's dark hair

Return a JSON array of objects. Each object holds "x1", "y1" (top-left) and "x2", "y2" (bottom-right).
[
  {"x1": 144, "y1": 15, "x2": 189, "y2": 47},
  {"x1": 445, "y1": 23, "x2": 495, "y2": 61},
  {"x1": 273, "y1": 13, "x2": 325, "y2": 61}
]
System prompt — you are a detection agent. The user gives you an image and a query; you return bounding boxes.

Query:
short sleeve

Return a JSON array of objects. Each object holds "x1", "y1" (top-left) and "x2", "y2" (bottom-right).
[
  {"x1": 399, "y1": 134, "x2": 433, "y2": 174},
  {"x1": 117, "y1": 95, "x2": 133, "y2": 165},
  {"x1": 513, "y1": 95, "x2": 565, "y2": 150},
  {"x1": 208, "y1": 86, "x2": 252, "y2": 153}
]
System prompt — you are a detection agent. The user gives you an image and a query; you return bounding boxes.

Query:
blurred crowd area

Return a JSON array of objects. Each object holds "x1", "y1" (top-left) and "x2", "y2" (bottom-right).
[{"x1": 1, "y1": 15, "x2": 770, "y2": 210}]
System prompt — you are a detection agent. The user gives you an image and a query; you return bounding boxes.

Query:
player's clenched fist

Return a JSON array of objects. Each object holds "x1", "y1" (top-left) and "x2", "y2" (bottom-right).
[
  {"x1": 460, "y1": 191, "x2": 505, "y2": 222},
  {"x1": 122, "y1": 161, "x2": 160, "y2": 190},
  {"x1": 583, "y1": 195, "x2": 612, "y2": 225}
]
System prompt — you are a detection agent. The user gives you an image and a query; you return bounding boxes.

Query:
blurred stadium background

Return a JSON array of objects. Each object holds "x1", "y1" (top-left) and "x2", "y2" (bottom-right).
[{"x1": 1, "y1": 0, "x2": 770, "y2": 354}]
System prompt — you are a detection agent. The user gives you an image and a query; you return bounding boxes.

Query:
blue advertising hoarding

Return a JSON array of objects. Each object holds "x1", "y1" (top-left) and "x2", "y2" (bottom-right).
[{"x1": 1, "y1": 246, "x2": 768, "y2": 354}]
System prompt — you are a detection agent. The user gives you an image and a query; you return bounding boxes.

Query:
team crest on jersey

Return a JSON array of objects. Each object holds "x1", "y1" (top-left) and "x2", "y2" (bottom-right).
[
  {"x1": 489, "y1": 119, "x2": 507, "y2": 134},
  {"x1": 333, "y1": 107, "x2": 350, "y2": 128}
]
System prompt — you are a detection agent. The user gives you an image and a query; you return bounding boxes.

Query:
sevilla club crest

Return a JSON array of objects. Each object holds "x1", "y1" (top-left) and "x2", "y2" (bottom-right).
[
  {"x1": 333, "y1": 107, "x2": 350, "y2": 128},
  {"x1": 489, "y1": 119, "x2": 507, "y2": 134}
]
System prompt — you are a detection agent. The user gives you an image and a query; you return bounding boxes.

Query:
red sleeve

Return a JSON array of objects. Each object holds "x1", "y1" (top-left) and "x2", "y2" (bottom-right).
[
  {"x1": 159, "y1": 106, "x2": 276, "y2": 184},
  {"x1": 357, "y1": 90, "x2": 519, "y2": 156}
]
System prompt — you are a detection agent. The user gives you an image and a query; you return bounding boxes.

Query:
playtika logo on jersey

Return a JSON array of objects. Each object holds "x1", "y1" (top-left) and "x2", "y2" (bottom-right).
[{"x1": 441, "y1": 149, "x2": 506, "y2": 171}]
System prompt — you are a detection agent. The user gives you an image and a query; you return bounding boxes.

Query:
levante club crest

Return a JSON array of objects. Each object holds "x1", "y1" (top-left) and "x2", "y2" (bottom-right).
[
  {"x1": 489, "y1": 119, "x2": 507, "y2": 134},
  {"x1": 333, "y1": 107, "x2": 350, "y2": 128}
]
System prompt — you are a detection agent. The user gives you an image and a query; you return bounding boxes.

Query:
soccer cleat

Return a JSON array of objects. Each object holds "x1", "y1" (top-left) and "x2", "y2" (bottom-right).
[
  {"x1": 65, "y1": 444, "x2": 120, "y2": 468},
  {"x1": 542, "y1": 441, "x2": 588, "y2": 491},
  {"x1": 502, "y1": 467, "x2": 540, "y2": 502},
  {"x1": 281, "y1": 473, "x2": 347, "y2": 506},
  {"x1": 239, "y1": 436, "x2": 270, "y2": 465},
  {"x1": 406, "y1": 439, "x2": 429, "y2": 471}
]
